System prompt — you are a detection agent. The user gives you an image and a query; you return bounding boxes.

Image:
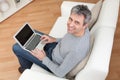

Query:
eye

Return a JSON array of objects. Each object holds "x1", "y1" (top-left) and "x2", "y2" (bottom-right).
[
  {"x1": 75, "y1": 21, "x2": 80, "y2": 25},
  {"x1": 68, "y1": 17, "x2": 72, "y2": 22}
]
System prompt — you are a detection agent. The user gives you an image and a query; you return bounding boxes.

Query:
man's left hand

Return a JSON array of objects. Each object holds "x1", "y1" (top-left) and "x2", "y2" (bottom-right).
[{"x1": 31, "y1": 48, "x2": 46, "y2": 61}]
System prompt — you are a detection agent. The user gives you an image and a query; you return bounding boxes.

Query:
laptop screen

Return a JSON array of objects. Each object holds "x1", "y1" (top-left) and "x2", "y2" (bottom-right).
[{"x1": 15, "y1": 24, "x2": 34, "y2": 46}]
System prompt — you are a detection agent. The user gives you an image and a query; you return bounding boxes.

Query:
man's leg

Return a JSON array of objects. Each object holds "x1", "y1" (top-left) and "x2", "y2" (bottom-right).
[{"x1": 12, "y1": 43, "x2": 50, "y2": 73}]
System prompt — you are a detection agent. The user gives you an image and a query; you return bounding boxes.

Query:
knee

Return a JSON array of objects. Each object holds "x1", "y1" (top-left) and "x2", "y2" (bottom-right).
[{"x1": 12, "y1": 43, "x2": 21, "y2": 55}]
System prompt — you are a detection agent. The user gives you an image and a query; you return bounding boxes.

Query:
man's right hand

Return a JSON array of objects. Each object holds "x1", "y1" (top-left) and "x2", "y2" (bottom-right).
[{"x1": 40, "y1": 35, "x2": 56, "y2": 44}]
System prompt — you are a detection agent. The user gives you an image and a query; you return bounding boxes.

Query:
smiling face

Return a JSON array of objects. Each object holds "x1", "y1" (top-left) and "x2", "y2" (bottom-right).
[{"x1": 67, "y1": 13, "x2": 87, "y2": 37}]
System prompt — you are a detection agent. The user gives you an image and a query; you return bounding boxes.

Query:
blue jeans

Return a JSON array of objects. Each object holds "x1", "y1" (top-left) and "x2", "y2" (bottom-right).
[{"x1": 12, "y1": 30, "x2": 58, "y2": 72}]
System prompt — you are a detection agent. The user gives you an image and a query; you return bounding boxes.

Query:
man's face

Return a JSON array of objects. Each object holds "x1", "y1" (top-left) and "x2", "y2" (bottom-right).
[{"x1": 67, "y1": 13, "x2": 87, "y2": 36}]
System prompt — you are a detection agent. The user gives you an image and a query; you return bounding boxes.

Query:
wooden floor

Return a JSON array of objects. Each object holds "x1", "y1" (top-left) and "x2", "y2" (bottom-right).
[{"x1": 0, "y1": 0, "x2": 119, "y2": 80}]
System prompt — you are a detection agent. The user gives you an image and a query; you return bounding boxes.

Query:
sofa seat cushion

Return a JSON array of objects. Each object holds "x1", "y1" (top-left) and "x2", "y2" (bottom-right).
[{"x1": 19, "y1": 69, "x2": 68, "y2": 80}]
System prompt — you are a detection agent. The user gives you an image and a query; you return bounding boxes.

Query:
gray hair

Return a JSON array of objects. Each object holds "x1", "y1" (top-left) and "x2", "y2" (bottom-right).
[{"x1": 71, "y1": 5, "x2": 92, "y2": 25}]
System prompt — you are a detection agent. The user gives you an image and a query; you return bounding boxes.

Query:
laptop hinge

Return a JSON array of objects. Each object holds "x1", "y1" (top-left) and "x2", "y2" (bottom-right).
[{"x1": 24, "y1": 34, "x2": 36, "y2": 48}]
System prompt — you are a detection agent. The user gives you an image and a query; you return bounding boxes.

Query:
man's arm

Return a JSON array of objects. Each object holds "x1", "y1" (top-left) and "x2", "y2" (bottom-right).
[{"x1": 42, "y1": 50, "x2": 85, "y2": 78}]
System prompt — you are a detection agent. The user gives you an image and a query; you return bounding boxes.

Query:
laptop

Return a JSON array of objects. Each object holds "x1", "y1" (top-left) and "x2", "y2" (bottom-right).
[{"x1": 13, "y1": 23, "x2": 45, "y2": 52}]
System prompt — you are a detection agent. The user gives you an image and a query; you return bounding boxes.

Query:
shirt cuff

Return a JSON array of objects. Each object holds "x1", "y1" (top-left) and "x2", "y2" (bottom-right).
[
  {"x1": 56, "y1": 38, "x2": 61, "y2": 42},
  {"x1": 42, "y1": 56, "x2": 50, "y2": 65}
]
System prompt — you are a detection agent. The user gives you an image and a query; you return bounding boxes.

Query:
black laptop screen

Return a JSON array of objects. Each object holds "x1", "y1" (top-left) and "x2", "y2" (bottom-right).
[{"x1": 15, "y1": 24, "x2": 34, "y2": 46}]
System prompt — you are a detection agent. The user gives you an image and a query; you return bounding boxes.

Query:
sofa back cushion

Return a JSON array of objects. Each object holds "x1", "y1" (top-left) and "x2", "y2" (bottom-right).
[
  {"x1": 88, "y1": 0, "x2": 103, "y2": 30},
  {"x1": 66, "y1": 35, "x2": 94, "y2": 79},
  {"x1": 61, "y1": 1, "x2": 95, "y2": 18}
]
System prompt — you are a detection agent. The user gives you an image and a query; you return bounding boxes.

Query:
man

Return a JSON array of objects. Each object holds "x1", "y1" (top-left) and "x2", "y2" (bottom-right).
[{"x1": 12, "y1": 5, "x2": 91, "y2": 78}]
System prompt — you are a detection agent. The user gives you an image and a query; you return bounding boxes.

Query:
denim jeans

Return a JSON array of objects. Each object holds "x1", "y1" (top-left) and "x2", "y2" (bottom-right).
[{"x1": 12, "y1": 30, "x2": 58, "y2": 72}]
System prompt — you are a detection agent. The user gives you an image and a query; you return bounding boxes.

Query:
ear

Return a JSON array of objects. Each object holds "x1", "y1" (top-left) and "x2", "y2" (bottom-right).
[{"x1": 83, "y1": 23, "x2": 88, "y2": 29}]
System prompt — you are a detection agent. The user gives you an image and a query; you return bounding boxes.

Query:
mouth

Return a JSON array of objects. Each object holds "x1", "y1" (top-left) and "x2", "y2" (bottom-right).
[{"x1": 68, "y1": 27, "x2": 74, "y2": 32}]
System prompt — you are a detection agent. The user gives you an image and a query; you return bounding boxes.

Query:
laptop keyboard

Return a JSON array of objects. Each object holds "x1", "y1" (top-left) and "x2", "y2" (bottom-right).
[{"x1": 26, "y1": 34, "x2": 41, "y2": 51}]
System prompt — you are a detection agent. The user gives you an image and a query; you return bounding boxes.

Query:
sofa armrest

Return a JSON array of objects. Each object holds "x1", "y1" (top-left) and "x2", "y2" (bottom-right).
[
  {"x1": 97, "y1": 0, "x2": 120, "y2": 28},
  {"x1": 61, "y1": 1, "x2": 95, "y2": 18},
  {"x1": 31, "y1": 63, "x2": 53, "y2": 75},
  {"x1": 75, "y1": 27, "x2": 115, "y2": 80},
  {"x1": 19, "y1": 69, "x2": 68, "y2": 80}
]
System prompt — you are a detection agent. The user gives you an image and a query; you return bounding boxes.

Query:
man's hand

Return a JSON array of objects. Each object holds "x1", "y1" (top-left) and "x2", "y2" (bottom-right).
[
  {"x1": 40, "y1": 35, "x2": 56, "y2": 44},
  {"x1": 31, "y1": 48, "x2": 46, "y2": 61}
]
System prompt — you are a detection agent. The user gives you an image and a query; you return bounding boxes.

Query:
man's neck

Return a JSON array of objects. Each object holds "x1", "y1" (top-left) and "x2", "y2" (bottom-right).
[{"x1": 74, "y1": 30, "x2": 85, "y2": 37}]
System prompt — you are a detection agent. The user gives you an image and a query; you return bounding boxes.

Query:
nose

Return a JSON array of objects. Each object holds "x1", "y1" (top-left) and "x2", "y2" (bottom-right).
[{"x1": 69, "y1": 21, "x2": 74, "y2": 27}]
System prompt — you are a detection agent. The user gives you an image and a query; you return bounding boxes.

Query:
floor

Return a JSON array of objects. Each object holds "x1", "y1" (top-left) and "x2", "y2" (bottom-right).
[{"x1": 0, "y1": 0, "x2": 120, "y2": 80}]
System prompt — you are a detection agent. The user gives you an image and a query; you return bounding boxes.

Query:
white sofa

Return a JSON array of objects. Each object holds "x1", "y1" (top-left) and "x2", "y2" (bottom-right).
[{"x1": 18, "y1": 0, "x2": 120, "y2": 80}]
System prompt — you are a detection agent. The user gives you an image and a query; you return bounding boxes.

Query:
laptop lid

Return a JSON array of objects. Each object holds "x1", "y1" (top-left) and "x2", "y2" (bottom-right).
[{"x1": 14, "y1": 23, "x2": 35, "y2": 48}]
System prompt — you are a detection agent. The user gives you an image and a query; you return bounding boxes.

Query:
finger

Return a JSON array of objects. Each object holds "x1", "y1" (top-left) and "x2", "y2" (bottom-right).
[
  {"x1": 36, "y1": 48, "x2": 41, "y2": 52},
  {"x1": 41, "y1": 50, "x2": 46, "y2": 55},
  {"x1": 41, "y1": 38, "x2": 48, "y2": 42},
  {"x1": 40, "y1": 35, "x2": 47, "y2": 40},
  {"x1": 31, "y1": 50, "x2": 34, "y2": 54},
  {"x1": 30, "y1": 50, "x2": 36, "y2": 56},
  {"x1": 31, "y1": 49, "x2": 38, "y2": 54},
  {"x1": 40, "y1": 36, "x2": 45, "y2": 40}
]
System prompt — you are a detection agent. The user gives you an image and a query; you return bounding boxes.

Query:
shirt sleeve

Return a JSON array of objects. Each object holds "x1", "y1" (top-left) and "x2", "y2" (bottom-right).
[
  {"x1": 56, "y1": 38, "x2": 62, "y2": 42},
  {"x1": 42, "y1": 49, "x2": 87, "y2": 78}
]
